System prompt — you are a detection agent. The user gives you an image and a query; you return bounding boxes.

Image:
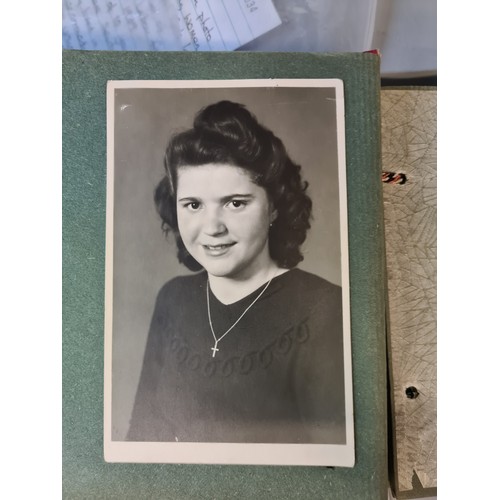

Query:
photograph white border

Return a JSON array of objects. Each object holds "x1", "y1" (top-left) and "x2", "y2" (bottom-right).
[{"x1": 104, "y1": 79, "x2": 354, "y2": 466}]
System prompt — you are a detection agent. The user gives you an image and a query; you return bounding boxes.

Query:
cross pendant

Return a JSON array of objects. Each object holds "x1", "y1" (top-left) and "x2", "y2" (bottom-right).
[{"x1": 211, "y1": 341, "x2": 219, "y2": 358}]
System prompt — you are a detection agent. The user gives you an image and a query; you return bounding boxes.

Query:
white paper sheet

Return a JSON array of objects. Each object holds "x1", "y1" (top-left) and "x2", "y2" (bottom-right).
[
  {"x1": 63, "y1": 0, "x2": 184, "y2": 50},
  {"x1": 176, "y1": 0, "x2": 281, "y2": 51},
  {"x1": 62, "y1": 0, "x2": 281, "y2": 51}
]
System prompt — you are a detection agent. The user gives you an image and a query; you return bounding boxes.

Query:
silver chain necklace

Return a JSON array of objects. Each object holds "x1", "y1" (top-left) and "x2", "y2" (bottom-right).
[{"x1": 206, "y1": 273, "x2": 276, "y2": 357}]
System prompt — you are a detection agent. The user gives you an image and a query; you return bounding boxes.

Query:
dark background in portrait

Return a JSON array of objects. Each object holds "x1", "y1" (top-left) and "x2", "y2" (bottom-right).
[{"x1": 111, "y1": 85, "x2": 341, "y2": 440}]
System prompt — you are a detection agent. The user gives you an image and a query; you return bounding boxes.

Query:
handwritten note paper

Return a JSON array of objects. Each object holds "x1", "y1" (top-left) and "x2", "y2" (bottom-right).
[
  {"x1": 62, "y1": 0, "x2": 281, "y2": 52},
  {"x1": 177, "y1": 0, "x2": 281, "y2": 51},
  {"x1": 62, "y1": 0, "x2": 183, "y2": 50}
]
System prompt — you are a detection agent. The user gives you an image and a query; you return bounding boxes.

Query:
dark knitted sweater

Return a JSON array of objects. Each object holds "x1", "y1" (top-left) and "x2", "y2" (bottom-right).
[{"x1": 127, "y1": 268, "x2": 346, "y2": 444}]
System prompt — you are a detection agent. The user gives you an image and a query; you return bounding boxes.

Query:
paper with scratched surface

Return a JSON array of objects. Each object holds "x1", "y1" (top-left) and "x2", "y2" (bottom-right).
[
  {"x1": 381, "y1": 88, "x2": 437, "y2": 499},
  {"x1": 62, "y1": 50, "x2": 386, "y2": 499}
]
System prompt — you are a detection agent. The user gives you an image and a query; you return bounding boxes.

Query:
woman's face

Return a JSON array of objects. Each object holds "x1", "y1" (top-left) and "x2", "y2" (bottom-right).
[{"x1": 176, "y1": 163, "x2": 276, "y2": 280}]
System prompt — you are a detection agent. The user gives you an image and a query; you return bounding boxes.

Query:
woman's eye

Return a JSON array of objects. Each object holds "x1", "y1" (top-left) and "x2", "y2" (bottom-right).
[
  {"x1": 186, "y1": 201, "x2": 201, "y2": 211},
  {"x1": 229, "y1": 200, "x2": 246, "y2": 209}
]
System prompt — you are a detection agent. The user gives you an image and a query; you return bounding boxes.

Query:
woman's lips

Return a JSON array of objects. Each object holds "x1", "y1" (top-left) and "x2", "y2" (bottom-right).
[{"x1": 202, "y1": 242, "x2": 236, "y2": 256}]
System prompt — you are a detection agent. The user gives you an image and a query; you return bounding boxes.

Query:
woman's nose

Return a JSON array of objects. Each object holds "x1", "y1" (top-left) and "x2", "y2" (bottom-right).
[{"x1": 203, "y1": 208, "x2": 227, "y2": 236}]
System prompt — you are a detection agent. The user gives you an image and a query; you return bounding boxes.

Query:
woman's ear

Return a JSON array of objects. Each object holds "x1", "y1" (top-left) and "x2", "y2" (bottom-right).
[{"x1": 270, "y1": 209, "x2": 278, "y2": 224}]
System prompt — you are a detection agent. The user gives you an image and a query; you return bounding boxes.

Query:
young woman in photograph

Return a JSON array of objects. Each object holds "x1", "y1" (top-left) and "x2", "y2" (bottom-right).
[{"x1": 127, "y1": 100, "x2": 346, "y2": 444}]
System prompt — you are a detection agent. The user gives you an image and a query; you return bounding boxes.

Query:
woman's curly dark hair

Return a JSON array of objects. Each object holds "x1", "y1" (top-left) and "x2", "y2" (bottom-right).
[{"x1": 154, "y1": 100, "x2": 312, "y2": 271}]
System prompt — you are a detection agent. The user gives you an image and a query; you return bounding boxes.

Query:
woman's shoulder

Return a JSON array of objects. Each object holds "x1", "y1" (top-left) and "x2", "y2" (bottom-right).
[
  {"x1": 272, "y1": 268, "x2": 342, "y2": 310},
  {"x1": 155, "y1": 272, "x2": 207, "y2": 303},
  {"x1": 266, "y1": 268, "x2": 342, "y2": 327},
  {"x1": 283, "y1": 268, "x2": 341, "y2": 294}
]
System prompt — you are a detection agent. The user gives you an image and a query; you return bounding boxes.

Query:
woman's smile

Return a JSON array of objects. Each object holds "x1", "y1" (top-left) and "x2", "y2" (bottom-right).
[
  {"x1": 202, "y1": 242, "x2": 236, "y2": 256},
  {"x1": 176, "y1": 163, "x2": 276, "y2": 280}
]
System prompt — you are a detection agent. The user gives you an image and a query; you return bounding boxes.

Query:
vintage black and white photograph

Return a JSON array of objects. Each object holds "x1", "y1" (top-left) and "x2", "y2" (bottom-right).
[{"x1": 104, "y1": 79, "x2": 354, "y2": 466}]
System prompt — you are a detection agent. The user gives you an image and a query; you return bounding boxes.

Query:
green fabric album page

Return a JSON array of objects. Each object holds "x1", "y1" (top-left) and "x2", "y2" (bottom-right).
[{"x1": 63, "y1": 50, "x2": 386, "y2": 499}]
